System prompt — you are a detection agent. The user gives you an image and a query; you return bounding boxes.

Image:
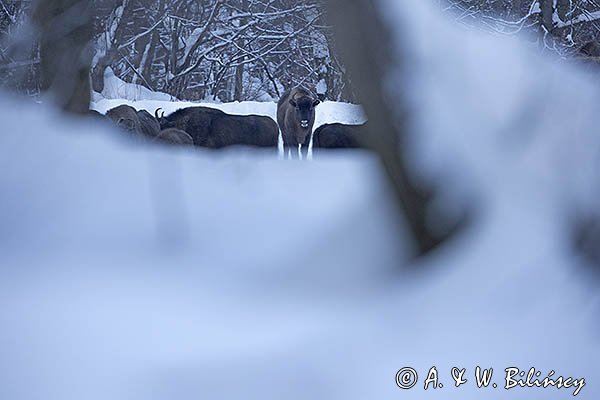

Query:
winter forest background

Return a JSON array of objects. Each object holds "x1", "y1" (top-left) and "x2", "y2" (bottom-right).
[
  {"x1": 4, "y1": 0, "x2": 600, "y2": 103},
  {"x1": 1, "y1": 0, "x2": 354, "y2": 102}
]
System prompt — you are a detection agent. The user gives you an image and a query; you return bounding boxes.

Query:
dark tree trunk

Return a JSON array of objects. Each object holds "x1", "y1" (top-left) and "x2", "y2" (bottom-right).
[
  {"x1": 141, "y1": 30, "x2": 160, "y2": 86},
  {"x1": 324, "y1": 0, "x2": 465, "y2": 257},
  {"x1": 91, "y1": 49, "x2": 116, "y2": 93},
  {"x1": 233, "y1": 0, "x2": 249, "y2": 101},
  {"x1": 32, "y1": 0, "x2": 93, "y2": 114},
  {"x1": 539, "y1": 0, "x2": 554, "y2": 33},
  {"x1": 90, "y1": 1, "x2": 132, "y2": 94},
  {"x1": 555, "y1": 0, "x2": 571, "y2": 23},
  {"x1": 234, "y1": 63, "x2": 244, "y2": 101}
]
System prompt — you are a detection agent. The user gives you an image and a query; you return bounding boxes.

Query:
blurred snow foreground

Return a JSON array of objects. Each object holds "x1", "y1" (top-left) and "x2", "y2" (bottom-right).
[{"x1": 1, "y1": 1, "x2": 600, "y2": 400}]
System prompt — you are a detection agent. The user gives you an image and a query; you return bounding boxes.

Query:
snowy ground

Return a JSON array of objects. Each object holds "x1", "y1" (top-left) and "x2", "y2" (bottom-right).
[{"x1": 1, "y1": 1, "x2": 600, "y2": 399}]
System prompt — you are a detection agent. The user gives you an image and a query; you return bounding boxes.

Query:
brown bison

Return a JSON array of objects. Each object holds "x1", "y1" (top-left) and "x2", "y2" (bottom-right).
[
  {"x1": 156, "y1": 107, "x2": 278, "y2": 149},
  {"x1": 136, "y1": 109, "x2": 161, "y2": 138},
  {"x1": 106, "y1": 104, "x2": 141, "y2": 135},
  {"x1": 312, "y1": 122, "x2": 366, "y2": 150},
  {"x1": 277, "y1": 88, "x2": 320, "y2": 158},
  {"x1": 105, "y1": 105, "x2": 161, "y2": 141},
  {"x1": 154, "y1": 128, "x2": 194, "y2": 146}
]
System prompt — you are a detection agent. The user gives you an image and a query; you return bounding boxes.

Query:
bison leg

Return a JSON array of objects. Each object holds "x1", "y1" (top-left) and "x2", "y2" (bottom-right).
[
  {"x1": 284, "y1": 144, "x2": 298, "y2": 159},
  {"x1": 301, "y1": 132, "x2": 314, "y2": 160},
  {"x1": 295, "y1": 144, "x2": 303, "y2": 159},
  {"x1": 300, "y1": 144, "x2": 311, "y2": 160}
]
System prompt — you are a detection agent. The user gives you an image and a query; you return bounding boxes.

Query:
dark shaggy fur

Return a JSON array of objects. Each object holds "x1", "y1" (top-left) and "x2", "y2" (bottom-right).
[
  {"x1": 106, "y1": 104, "x2": 141, "y2": 135},
  {"x1": 155, "y1": 128, "x2": 194, "y2": 146},
  {"x1": 106, "y1": 105, "x2": 164, "y2": 143},
  {"x1": 277, "y1": 87, "x2": 320, "y2": 158},
  {"x1": 136, "y1": 109, "x2": 161, "y2": 138},
  {"x1": 157, "y1": 107, "x2": 278, "y2": 149},
  {"x1": 312, "y1": 122, "x2": 366, "y2": 150}
]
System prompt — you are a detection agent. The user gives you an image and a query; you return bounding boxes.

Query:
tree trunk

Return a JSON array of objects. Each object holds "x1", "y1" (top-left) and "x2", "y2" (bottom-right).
[
  {"x1": 324, "y1": 0, "x2": 465, "y2": 257},
  {"x1": 91, "y1": 49, "x2": 116, "y2": 93},
  {"x1": 555, "y1": 0, "x2": 571, "y2": 23},
  {"x1": 32, "y1": 0, "x2": 93, "y2": 114},
  {"x1": 141, "y1": 30, "x2": 159, "y2": 87},
  {"x1": 539, "y1": 0, "x2": 554, "y2": 33},
  {"x1": 90, "y1": 1, "x2": 131, "y2": 94},
  {"x1": 233, "y1": 0, "x2": 249, "y2": 101},
  {"x1": 234, "y1": 62, "x2": 244, "y2": 101}
]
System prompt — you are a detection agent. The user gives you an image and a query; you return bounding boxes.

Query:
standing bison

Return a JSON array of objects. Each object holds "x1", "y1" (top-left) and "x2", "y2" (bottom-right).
[
  {"x1": 156, "y1": 107, "x2": 278, "y2": 149},
  {"x1": 312, "y1": 122, "x2": 366, "y2": 150},
  {"x1": 277, "y1": 88, "x2": 320, "y2": 158}
]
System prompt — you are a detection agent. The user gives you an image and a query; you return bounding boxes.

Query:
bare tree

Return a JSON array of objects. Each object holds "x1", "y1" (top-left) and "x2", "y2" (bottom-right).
[
  {"x1": 88, "y1": 0, "x2": 349, "y2": 101},
  {"x1": 0, "y1": 0, "x2": 39, "y2": 96},
  {"x1": 1, "y1": 0, "x2": 353, "y2": 102},
  {"x1": 443, "y1": 0, "x2": 600, "y2": 57}
]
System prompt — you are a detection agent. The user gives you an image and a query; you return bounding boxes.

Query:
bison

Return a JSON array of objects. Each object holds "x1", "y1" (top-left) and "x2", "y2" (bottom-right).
[
  {"x1": 105, "y1": 105, "x2": 162, "y2": 142},
  {"x1": 312, "y1": 122, "x2": 366, "y2": 150},
  {"x1": 106, "y1": 104, "x2": 141, "y2": 135},
  {"x1": 154, "y1": 128, "x2": 194, "y2": 146},
  {"x1": 277, "y1": 87, "x2": 320, "y2": 158},
  {"x1": 208, "y1": 114, "x2": 278, "y2": 149},
  {"x1": 156, "y1": 107, "x2": 278, "y2": 149},
  {"x1": 136, "y1": 109, "x2": 161, "y2": 138}
]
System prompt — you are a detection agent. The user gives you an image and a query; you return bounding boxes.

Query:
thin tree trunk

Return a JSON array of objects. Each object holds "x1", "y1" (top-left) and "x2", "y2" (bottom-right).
[
  {"x1": 141, "y1": 0, "x2": 164, "y2": 88},
  {"x1": 233, "y1": 0, "x2": 249, "y2": 101},
  {"x1": 555, "y1": 0, "x2": 571, "y2": 22},
  {"x1": 141, "y1": 30, "x2": 159, "y2": 86},
  {"x1": 234, "y1": 62, "x2": 244, "y2": 101},
  {"x1": 92, "y1": 49, "x2": 116, "y2": 93},
  {"x1": 91, "y1": 1, "x2": 132, "y2": 93},
  {"x1": 539, "y1": 0, "x2": 554, "y2": 32},
  {"x1": 134, "y1": 36, "x2": 153, "y2": 85}
]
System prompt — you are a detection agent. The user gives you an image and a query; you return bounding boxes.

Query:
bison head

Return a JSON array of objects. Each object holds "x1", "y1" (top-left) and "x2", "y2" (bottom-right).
[
  {"x1": 117, "y1": 117, "x2": 137, "y2": 132},
  {"x1": 289, "y1": 96, "x2": 320, "y2": 129}
]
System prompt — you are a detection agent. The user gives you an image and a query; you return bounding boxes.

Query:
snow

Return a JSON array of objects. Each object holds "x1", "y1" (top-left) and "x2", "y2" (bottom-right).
[
  {"x1": 92, "y1": 56, "x2": 362, "y2": 124},
  {"x1": 181, "y1": 27, "x2": 204, "y2": 67},
  {"x1": 316, "y1": 78, "x2": 327, "y2": 95},
  {"x1": 375, "y1": 0, "x2": 600, "y2": 397},
  {"x1": 100, "y1": 67, "x2": 177, "y2": 102},
  {"x1": 2, "y1": 1, "x2": 600, "y2": 399},
  {"x1": 555, "y1": 9, "x2": 600, "y2": 29},
  {"x1": 0, "y1": 96, "x2": 401, "y2": 400}
]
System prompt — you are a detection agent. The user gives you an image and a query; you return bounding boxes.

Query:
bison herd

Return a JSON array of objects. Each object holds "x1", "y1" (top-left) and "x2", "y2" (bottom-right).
[{"x1": 95, "y1": 87, "x2": 366, "y2": 154}]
